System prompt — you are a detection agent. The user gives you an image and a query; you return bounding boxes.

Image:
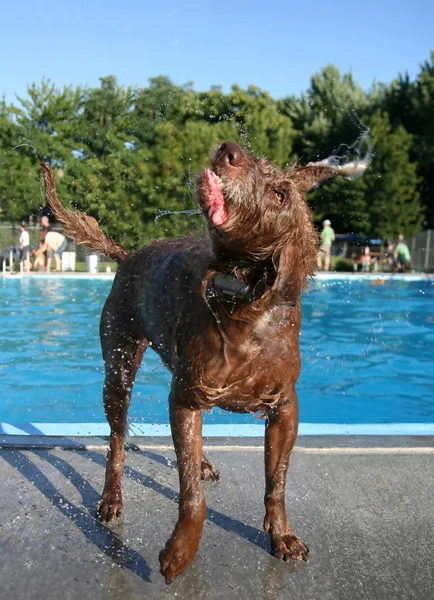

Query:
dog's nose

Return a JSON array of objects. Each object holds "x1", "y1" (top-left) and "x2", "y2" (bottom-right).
[{"x1": 215, "y1": 142, "x2": 244, "y2": 168}]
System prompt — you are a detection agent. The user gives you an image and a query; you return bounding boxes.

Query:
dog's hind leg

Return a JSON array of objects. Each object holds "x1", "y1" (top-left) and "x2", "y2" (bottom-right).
[
  {"x1": 201, "y1": 453, "x2": 220, "y2": 481},
  {"x1": 263, "y1": 398, "x2": 309, "y2": 562},
  {"x1": 96, "y1": 334, "x2": 148, "y2": 522},
  {"x1": 159, "y1": 389, "x2": 206, "y2": 583}
]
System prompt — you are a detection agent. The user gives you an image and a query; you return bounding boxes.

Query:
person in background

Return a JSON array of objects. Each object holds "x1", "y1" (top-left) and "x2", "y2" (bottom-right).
[
  {"x1": 317, "y1": 219, "x2": 335, "y2": 271},
  {"x1": 361, "y1": 246, "x2": 372, "y2": 272},
  {"x1": 40, "y1": 215, "x2": 51, "y2": 240},
  {"x1": 19, "y1": 222, "x2": 31, "y2": 272},
  {"x1": 384, "y1": 241, "x2": 396, "y2": 271},
  {"x1": 394, "y1": 234, "x2": 411, "y2": 272},
  {"x1": 36, "y1": 214, "x2": 52, "y2": 269},
  {"x1": 40, "y1": 230, "x2": 67, "y2": 272}
]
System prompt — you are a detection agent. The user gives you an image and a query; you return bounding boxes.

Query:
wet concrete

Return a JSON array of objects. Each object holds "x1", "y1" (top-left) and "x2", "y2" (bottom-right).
[{"x1": 0, "y1": 437, "x2": 433, "y2": 599}]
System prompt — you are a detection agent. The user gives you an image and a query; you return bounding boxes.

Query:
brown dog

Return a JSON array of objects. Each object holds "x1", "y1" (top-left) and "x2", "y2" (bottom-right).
[{"x1": 39, "y1": 141, "x2": 367, "y2": 583}]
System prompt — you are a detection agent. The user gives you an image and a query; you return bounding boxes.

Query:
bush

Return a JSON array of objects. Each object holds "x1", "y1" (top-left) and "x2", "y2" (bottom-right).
[{"x1": 331, "y1": 257, "x2": 354, "y2": 272}]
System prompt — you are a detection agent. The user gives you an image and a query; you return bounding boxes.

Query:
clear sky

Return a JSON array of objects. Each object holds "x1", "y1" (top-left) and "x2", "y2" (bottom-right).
[{"x1": 1, "y1": 0, "x2": 433, "y2": 102}]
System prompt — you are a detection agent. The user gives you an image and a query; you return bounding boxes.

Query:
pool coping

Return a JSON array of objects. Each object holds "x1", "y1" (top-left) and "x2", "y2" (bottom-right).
[
  {"x1": 1, "y1": 422, "x2": 433, "y2": 440},
  {"x1": 2, "y1": 271, "x2": 434, "y2": 281},
  {"x1": 1, "y1": 433, "x2": 433, "y2": 451},
  {"x1": 316, "y1": 272, "x2": 434, "y2": 281}
]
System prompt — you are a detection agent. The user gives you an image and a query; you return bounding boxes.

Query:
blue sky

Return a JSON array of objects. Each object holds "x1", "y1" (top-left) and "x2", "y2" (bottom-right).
[{"x1": 1, "y1": 0, "x2": 433, "y2": 103}]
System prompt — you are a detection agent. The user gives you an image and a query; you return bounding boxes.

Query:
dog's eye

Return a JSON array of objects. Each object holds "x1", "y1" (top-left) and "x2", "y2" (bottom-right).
[{"x1": 274, "y1": 190, "x2": 285, "y2": 203}]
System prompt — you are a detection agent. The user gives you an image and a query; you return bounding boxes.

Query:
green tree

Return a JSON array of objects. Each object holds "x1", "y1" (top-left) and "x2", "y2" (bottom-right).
[
  {"x1": 408, "y1": 53, "x2": 434, "y2": 227},
  {"x1": 381, "y1": 51, "x2": 434, "y2": 227},
  {"x1": 278, "y1": 65, "x2": 369, "y2": 161},
  {"x1": 363, "y1": 110, "x2": 422, "y2": 239},
  {"x1": 0, "y1": 80, "x2": 85, "y2": 222},
  {"x1": 1, "y1": 63, "x2": 430, "y2": 246},
  {"x1": 0, "y1": 97, "x2": 42, "y2": 221}
]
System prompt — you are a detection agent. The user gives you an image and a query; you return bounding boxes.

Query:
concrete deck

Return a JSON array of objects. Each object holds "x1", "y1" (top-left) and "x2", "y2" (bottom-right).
[{"x1": 0, "y1": 436, "x2": 433, "y2": 600}]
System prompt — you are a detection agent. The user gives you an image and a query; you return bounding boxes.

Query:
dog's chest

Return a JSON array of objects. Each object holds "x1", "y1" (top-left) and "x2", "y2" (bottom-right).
[{"x1": 191, "y1": 306, "x2": 301, "y2": 412}]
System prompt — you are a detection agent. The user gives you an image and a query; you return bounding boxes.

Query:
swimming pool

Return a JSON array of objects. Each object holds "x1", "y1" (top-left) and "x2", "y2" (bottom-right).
[{"x1": 1, "y1": 274, "x2": 433, "y2": 435}]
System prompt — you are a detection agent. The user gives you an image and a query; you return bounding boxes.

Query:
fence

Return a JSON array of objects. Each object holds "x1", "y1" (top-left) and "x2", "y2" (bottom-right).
[
  {"x1": 407, "y1": 230, "x2": 434, "y2": 271},
  {"x1": 1, "y1": 223, "x2": 433, "y2": 272},
  {"x1": 331, "y1": 230, "x2": 434, "y2": 272}
]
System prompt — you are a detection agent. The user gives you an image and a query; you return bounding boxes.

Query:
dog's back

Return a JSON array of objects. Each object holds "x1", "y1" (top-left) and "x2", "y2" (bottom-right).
[{"x1": 102, "y1": 237, "x2": 211, "y2": 370}]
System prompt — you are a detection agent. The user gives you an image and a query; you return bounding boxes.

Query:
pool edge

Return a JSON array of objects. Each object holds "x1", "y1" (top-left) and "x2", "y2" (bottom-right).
[{"x1": 1, "y1": 422, "x2": 434, "y2": 437}]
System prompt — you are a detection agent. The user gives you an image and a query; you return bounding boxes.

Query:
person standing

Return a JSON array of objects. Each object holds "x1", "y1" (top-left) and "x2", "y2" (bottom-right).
[
  {"x1": 394, "y1": 234, "x2": 411, "y2": 272},
  {"x1": 40, "y1": 215, "x2": 51, "y2": 240},
  {"x1": 317, "y1": 219, "x2": 335, "y2": 271},
  {"x1": 19, "y1": 222, "x2": 31, "y2": 272},
  {"x1": 361, "y1": 246, "x2": 372, "y2": 272},
  {"x1": 384, "y1": 241, "x2": 396, "y2": 271},
  {"x1": 40, "y1": 230, "x2": 67, "y2": 272}
]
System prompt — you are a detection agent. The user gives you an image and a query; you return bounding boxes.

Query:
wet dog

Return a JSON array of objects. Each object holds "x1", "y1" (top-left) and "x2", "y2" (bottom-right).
[{"x1": 39, "y1": 141, "x2": 367, "y2": 583}]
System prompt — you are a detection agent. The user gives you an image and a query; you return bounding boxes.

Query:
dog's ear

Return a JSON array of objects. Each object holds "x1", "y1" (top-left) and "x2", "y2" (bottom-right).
[
  {"x1": 292, "y1": 157, "x2": 369, "y2": 192},
  {"x1": 273, "y1": 244, "x2": 304, "y2": 301}
]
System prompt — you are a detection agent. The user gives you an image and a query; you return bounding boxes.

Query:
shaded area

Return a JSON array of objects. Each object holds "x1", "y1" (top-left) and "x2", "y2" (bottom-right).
[{"x1": 1, "y1": 449, "x2": 152, "y2": 584}]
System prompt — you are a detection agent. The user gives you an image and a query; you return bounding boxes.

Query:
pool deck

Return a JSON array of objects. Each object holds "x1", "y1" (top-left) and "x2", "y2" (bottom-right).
[{"x1": 1, "y1": 435, "x2": 433, "y2": 600}]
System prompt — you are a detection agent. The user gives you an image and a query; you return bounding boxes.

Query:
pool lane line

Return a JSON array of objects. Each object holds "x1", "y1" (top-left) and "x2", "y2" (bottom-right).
[{"x1": 1, "y1": 423, "x2": 434, "y2": 437}]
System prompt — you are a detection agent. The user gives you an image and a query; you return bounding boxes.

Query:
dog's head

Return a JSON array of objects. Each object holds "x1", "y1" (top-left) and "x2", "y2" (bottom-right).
[{"x1": 197, "y1": 141, "x2": 368, "y2": 291}]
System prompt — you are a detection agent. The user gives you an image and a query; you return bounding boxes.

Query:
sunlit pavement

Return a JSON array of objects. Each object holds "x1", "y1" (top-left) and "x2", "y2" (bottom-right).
[{"x1": 0, "y1": 436, "x2": 433, "y2": 600}]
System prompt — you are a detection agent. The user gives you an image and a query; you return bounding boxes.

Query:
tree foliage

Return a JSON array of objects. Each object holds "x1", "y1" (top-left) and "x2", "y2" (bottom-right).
[{"x1": 1, "y1": 54, "x2": 433, "y2": 246}]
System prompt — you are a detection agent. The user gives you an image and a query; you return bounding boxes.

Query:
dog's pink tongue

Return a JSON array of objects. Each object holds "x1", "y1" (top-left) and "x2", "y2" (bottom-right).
[{"x1": 204, "y1": 169, "x2": 228, "y2": 226}]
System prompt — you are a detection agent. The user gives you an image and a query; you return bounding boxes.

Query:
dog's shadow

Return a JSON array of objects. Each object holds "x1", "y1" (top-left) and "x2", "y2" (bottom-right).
[
  {"x1": 84, "y1": 449, "x2": 271, "y2": 551},
  {"x1": 2, "y1": 446, "x2": 270, "y2": 585},
  {"x1": 2, "y1": 449, "x2": 152, "y2": 581}
]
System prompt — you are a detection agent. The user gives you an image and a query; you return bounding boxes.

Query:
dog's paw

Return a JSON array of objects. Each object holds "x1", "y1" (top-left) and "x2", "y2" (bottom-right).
[
  {"x1": 96, "y1": 488, "x2": 123, "y2": 523},
  {"x1": 159, "y1": 537, "x2": 197, "y2": 584},
  {"x1": 268, "y1": 530, "x2": 309, "y2": 562},
  {"x1": 201, "y1": 460, "x2": 220, "y2": 482}
]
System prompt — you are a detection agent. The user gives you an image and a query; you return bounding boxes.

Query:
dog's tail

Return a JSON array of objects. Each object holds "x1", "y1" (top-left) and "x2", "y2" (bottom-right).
[{"x1": 39, "y1": 157, "x2": 131, "y2": 262}]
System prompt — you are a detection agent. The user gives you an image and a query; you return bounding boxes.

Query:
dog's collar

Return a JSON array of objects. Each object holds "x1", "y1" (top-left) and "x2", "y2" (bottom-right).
[{"x1": 205, "y1": 271, "x2": 268, "y2": 308}]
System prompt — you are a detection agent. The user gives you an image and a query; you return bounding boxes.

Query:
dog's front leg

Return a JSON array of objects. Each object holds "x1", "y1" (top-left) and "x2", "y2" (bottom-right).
[
  {"x1": 159, "y1": 390, "x2": 206, "y2": 584},
  {"x1": 264, "y1": 399, "x2": 309, "y2": 562}
]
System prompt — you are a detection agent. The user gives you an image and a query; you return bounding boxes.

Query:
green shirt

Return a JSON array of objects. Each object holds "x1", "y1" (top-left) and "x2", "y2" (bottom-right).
[
  {"x1": 320, "y1": 226, "x2": 335, "y2": 246},
  {"x1": 395, "y1": 242, "x2": 411, "y2": 263}
]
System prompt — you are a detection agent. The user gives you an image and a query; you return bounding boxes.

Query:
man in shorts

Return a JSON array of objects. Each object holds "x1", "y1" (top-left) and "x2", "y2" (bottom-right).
[
  {"x1": 40, "y1": 230, "x2": 67, "y2": 272},
  {"x1": 317, "y1": 219, "x2": 335, "y2": 271}
]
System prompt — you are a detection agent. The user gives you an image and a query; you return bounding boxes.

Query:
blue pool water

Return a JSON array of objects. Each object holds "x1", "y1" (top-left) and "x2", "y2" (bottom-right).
[{"x1": 0, "y1": 275, "x2": 433, "y2": 430}]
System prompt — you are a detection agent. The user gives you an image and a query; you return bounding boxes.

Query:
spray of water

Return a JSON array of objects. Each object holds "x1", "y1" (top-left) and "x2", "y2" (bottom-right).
[
  {"x1": 154, "y1": 208, "x2": 202, "y2": 223},
  {"x1": 324, "y1": 111, "x2": 373, "y2": 174},
  {"x1": 12, "y1": 142, "x2": 40, "y2": 155}
]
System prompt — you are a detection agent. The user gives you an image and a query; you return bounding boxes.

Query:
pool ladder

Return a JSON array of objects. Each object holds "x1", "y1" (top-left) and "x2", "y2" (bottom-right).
[{"x1": 2, "y1": 250, "x2": 24, "y2": 276}]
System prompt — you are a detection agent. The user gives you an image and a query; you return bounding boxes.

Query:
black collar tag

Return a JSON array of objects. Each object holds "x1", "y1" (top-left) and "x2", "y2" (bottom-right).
[
  {"x1": 206, "y1": 273, "x2": 268, "y2": 309},
  {"x1": 211, "y1": 274, "x2": 250, "y2": 300}
]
